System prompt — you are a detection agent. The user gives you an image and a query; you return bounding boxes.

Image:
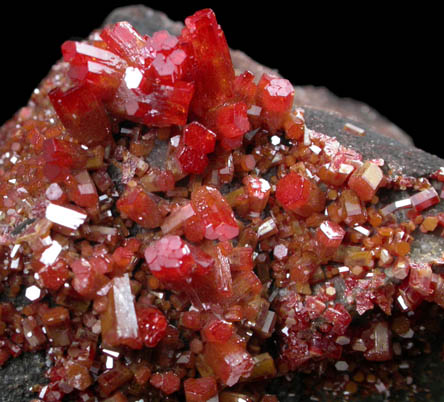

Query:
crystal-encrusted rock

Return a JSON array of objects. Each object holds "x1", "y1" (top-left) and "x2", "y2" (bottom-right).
[{"x1": 2, "y1": 5, "x2": 444, "y2": 402}]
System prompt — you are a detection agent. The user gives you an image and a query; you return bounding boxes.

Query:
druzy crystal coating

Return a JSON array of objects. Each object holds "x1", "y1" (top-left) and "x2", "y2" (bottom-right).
[{"x1": 1, "y1": 6, "x2": 443, "y2": 402}]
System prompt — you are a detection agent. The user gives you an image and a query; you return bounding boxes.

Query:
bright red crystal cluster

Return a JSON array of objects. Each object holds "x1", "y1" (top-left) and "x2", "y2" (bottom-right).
[{"x1": 1, "y1": 7, "x2": 444, "y2": 402}]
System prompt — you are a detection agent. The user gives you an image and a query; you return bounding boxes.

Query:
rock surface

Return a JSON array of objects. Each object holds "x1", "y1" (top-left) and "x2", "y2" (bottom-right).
[{"x1": 1, "y1": 5, "x2": 444, "y2": 402}]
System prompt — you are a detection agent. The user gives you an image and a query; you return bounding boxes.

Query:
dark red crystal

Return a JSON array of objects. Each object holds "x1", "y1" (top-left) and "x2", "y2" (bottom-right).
[
  {"x1": 182, "y1": 8, "x2": 235, "y2": 117},
  {"x1": 191, "y1": 185, "x2": 239, "y2": 241},
  {"x1": 49, "y1": 85, "x2": 112, "y2": 146},
  {"x1": 137, "y1": 306, "x2": 167, "y2": 347},
  {"x1": 116, "y1": 184, "x2": 162, "y2": 229}
]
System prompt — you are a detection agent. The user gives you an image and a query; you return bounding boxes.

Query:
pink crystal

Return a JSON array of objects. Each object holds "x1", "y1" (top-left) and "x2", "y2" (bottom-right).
[{"x1": 144, "y1": 235, "x2": 213, "y2": 282}]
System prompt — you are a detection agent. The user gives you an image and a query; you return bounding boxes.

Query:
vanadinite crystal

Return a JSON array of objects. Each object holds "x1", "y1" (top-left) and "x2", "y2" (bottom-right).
[{"x1": 1, "y1": 6, "x2": 444, "y2": 402}]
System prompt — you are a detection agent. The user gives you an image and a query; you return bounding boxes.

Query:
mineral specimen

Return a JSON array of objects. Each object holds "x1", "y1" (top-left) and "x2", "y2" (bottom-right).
[{"x1": 1, "y1": 6, "x2": 444, "y2": 402}]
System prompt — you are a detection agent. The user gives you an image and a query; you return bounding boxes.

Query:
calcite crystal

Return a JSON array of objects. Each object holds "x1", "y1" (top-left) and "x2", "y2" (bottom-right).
[{"x1": 2, "y1": 6, "x2": 444, "y2": 402}]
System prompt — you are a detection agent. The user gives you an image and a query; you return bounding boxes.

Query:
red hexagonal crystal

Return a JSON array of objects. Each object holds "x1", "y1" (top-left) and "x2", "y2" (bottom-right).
[
  {"x1": 65, "y1": 360, "x2": 93, "y2": 391},
  {"x1": 275, "y1": 172, "x2": 310, "y2": 212},
  {"x1": 280, "y1": 336, "x2": 310, "y2": 370},
  {"x1": 257, "y1": 73, "x2": 294, "y2": 113},
  {"x1": 256, "y1": 73, "x2": 294, "y2": 132},
  {"x1": 65, "y1": 170, "x2": 99, "y2": 209},
  {"x1": 182, "y1": 8, "x2": 235, "y2": 117},
  {"x1": 145, "y1": 30, "x2": 193, "y2": 84},
  {"x1": 322, "y1": 304, "x2": 352, "y2": 335},
  {"x1": 144, "y1": 235, "x2": 195, "y2": 281},
  {"x1": 202, "y1": 319, "x2": 233, "y2": 343},
  {"x1": 97, "y1": 365, "x2": 133, "y2": 397},
  {"x1": 348, "y1": 161, "x2": 383, "y2": 201},
  {"x1": 243, "y1": 175, "x2": 271, "y2": 213},
  {"x1": 203, "y1": 335, "x2": 253, "y2": 386},
  {"x1": 140, "y1": 168, "x2": 175, "y2": 193},
  {"x1": 112, "y1": 238, "x2": 141, "y2": 275},
  {"x1": 183, "y1": 121, "x2": 216, "y2": 154},
  {"x1": 62, "y1": 40, "x2": 125, "y2": 101},
  {"x1": 116, "y1": 185, "x2": 162, "y2": 229},
  {"x1": 38, "y1": 259, "x2": 69, "y2": 291},
  {"x1": 48, "y1": 85, "x2": 112, "y2": 146},
  {"x1": 180, "y1": 311, "x2": 202, "y2": 331},
  {"x1": 70, "y1": 258, "x2": 108, "y2": 300},
  {"x1": 176, "y1": 142, "x2": 209, "y2": 175},
  {"x1": 100, "y1": 21, "x2": 147, "y2": 66},
  {"x1": 228, "y1": 246, "x2": 254, "y2": 271},
  {"x1": 340, "y1": 189, "x2": 367, "y2": 225},
  {"x1": 146, "y1": 29, "x2": 179, "y2": 53},
  {"x1": 42, "y1": 138, "x2": 88, "y2": 181},
  {"x1": 234, "y1": 70, "x2": 257, "y2": 106},
  {"x1": 214, "y1": 102, "x2": 251, "y2": 139},
  {"x1": 284, "y1": 108, "x2": 305, "y2": 141},
  {"x1": 184, "y1": 377, "x2": 218, "y2": 402},
  {"x1": 288, "y1": 253, "x2": 317, "y2": 284},
  {"x1": 316, "y1": 220, "x2": 346, "y2": 249},
  {"x1": 137, "y1": 306, "x2": 167, "y2": 348},
  {"x1": 191, "y1": 185, "x2": 239, "y2": 241},
  {"x1": 150, "y1": 371, "x2": 181, "y2": 395}
]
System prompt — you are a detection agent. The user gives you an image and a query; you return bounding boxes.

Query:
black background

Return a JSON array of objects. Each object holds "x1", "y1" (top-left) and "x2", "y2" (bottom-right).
[{"x1": 0, "y1": 3, "x2": 439, "y2": 156}]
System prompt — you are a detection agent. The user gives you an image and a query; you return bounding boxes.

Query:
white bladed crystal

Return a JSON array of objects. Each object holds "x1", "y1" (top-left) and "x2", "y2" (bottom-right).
[
  {"x1": 45, "y1": 203, "x2": 87, "y2": 230},
  {"x1": 40, "y1": 240, "x2": 62, "y2": 266},
  {"x1": 113, "y1": 274, "x2": 139, "y2": 340}
]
